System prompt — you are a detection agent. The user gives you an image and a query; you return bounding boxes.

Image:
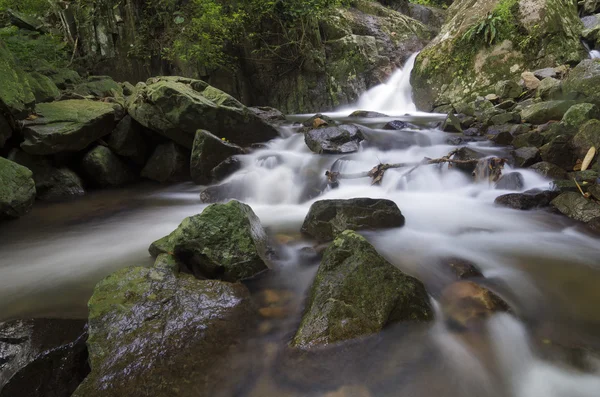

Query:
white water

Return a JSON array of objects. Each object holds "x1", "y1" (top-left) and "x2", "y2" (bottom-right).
[
  {"x1": 1, "y1": 55, "x2": 600, "y2": 396},
  {"x1": 590, "y1": 50, "x2": 600, "y2": 59}
]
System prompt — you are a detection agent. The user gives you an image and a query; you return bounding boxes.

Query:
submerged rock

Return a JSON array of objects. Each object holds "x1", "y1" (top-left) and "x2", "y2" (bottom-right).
[
  {"x1": 21, "y1": 100, "x2": 117, "y2": 155},
  {"x1": 127, "y1": 76, "x2": 279, "y2": 148},
  {"x1": 141, "y1": 142, "x2": 190, "y2": 183},
  {"x1": 81, "y1": 146, "x2": 136, "y2": 188},
  {"x1": 495, "y1": 190, "x2": 559, "y2": 210},
  {"x1": 304, "y1": 124, "x2": 366, "y2": 154},
  {"x1": 440, "y1": 257, "x2": 483, "y2": 280},
  {"x1": 348, "y1": 110, "x2": 388, "y2": 118},
  {"x1": 0, "y1": 319, "x2": 89, "y2": 397},
  {"x1": 301, "y1": 198, "x2": 405, "y2": 242},
  {"x1": 211, "y1": 157, "x2": 242, "y2": 182},
  {"x1": 149, "y1": 200, "x2": 271, "y2": 281},
  {"x1": 72, "y1": 264, "x2": 255, "y2": 397},
  {"x1": 551, "y1": 192, "x2": 600, "y2": 222},
  {"x1": 0, "y1": 157, "x2": 36, "y2": 219},
  {"x1": 451, "y1": 147, "x2": 485, "y2": 174},
  {"x1": 382, "y1": 120, "x2": 417, "y2": 130},
  {"x1": 190, "y1": 130, "x2": 244, "y2": 185},
  {"x1": 292, "y1": 231, "x2": 432, "y2": 348}
]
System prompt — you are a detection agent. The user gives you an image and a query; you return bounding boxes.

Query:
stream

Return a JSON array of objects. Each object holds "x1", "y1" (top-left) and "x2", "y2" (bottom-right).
[{"x1": 1, "y1": 57, "x2": 600, "y2": 396}]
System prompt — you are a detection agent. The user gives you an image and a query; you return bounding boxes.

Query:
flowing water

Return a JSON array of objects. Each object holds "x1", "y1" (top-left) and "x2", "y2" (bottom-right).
[{"x1": 2, "y1": 57, "x2": 600, "y2": 396}]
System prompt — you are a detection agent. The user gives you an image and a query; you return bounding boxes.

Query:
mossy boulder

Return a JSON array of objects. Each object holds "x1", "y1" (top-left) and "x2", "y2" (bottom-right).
[
  {"x1": 301, "y1": 198, "x2": 405, "y2": 242},
  {"x1": 513, "y1": 146, "x2": 541, "y2": 167},
  {"x1": 106, "y1": 115, "x2": 149, "y2": 166},
  {"x1": 304, "y1": 124, "x2": 366, "y2": 154},
  {"x1": 73, "y1": 76, "x2": 123, "y2": 98},
  {"x1": 572, "y1": 119, "x2": 600, "y2": 160},
  {"x1": 47, "y1": 68, "x2": 81, "y2": 90},
  {"x1": 0, "y1": 157, "x2": 36, "y2": 219},
  {"x1": 562, "y1": 60, "x2": 600, "y2": 106},
  {"x1": 529, "y1": 161, "x2": 568, "y2": 180},
  {"x1": 495, "y1": 80, "x2": 522, "y2": 99},
  {"x1": 520, "y1": 100, "x2": 576, "y2": 125},
  {"x1": 512, "y1": 131, "x2": 544, "y2": 148},
  {"x1": 149, "y1": 200, "x2": 272, "y2": 281},
  {"x1": 21, "y1": 100, "x2": 118, "y2": 155},
  {"x1": 190, "y1": 130, "x2": 244, "y2": 185},
  {"x1": 81, "y1": 146, "x2": 136, "y2": 188},
  {"x1": 25, "y1": 72, "x2": 60, "y2": 103},
  {"x1": 291, "y1": 230, "x2": 433, "y2": 348},
  {"x1": 141, "y1": 142, "x2": 190, "y2": 183},
  {"x1": 561, "y1": 103, "x2": 600, "y2": 132},
  {"x1": 540, "y1": 135, "x2": 576, "y2": 170},
  {"x1": 551, "y1": 192, "x2": 600, "y2": 222},
  {"x1": 0, "y1": 113, "x2": 12, "y2": 148},
  {"x1": 127, "y1": 76, "x2": 279, "y2": 148},
  {"x1": 535, "y1": 77, "x2": 562, "y2": 100},
  {"x1": 72, "y1": 264, "x2": 255, "y2": 397},
  {"x1": 0, "y1": 41, "x2": 35, "y2": 118}
]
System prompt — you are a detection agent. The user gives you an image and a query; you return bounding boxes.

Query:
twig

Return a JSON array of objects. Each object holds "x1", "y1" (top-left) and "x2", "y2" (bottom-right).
[{"x1": 67, "y1": 36, "x2": 78, "y2": 67}]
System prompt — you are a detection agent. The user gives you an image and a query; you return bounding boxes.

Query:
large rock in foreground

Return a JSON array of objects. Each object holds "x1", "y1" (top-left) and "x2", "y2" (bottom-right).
[
  {"x1": 0, "y1": 319, "x2": 89, "y2": 397},
  {"x1": 551, "y1": 192, "x2": 600, "y2": 222},
  {"x1": 292, "y1": 230, "x2": 433, "y2": 348},
  {"x1": 73, "y1": 264, "x2": 255, "y2": 397},
  {"x1": 149, "y1": 200, "x2": 271, "y2": 281},
  {"x1": 0, "y1": 157, "x2": 36, "y2": 219},
  {"x1": 304, "y1": 124, "x2": 366, "y2": 154},
  {"x1": 21, "y1": 100, "x2": 118, "y2": 155},
  {"x1": 301, "y1": 198, "x2": 405, "y2": 242},
  {"x1": 127, "y1": 77, "x2": 279, "y2": 148},
  {"x1": 190, "y1": 130, "x2": 244, "y2": 185}
]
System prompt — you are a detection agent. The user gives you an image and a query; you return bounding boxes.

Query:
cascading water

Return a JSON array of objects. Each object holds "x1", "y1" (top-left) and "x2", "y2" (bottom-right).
[{"x1": 1, "y1": 55, "x2": 600, "y2": 396}]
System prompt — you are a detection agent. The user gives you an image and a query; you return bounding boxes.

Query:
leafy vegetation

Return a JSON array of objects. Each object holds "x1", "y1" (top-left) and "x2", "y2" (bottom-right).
[
  {"x1": 0, "y1": 26, "x2": 69, "y2": 69},
  {"x1": 408, "y1": 0, "x2": 451, "y2": 9},
  {"x1": 461, "y1": 0, "x2": 519, "y2": 46},
  {"x1": 0, "y1": 0, "x2": 50, "y2": 15}
]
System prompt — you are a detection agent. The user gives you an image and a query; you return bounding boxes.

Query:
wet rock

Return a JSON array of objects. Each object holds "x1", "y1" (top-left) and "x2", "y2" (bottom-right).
[
  {"x1": 304, "y1": 124, "x2": 365, "y2": 154},
  {"x1": 562, "y1": 60, "x2": 600, "y2": 107},
  {"x1": 149, "y1": 200, "x2": 271, "y2": 281},
  {"x1": 81, "y1": 146, "x2": 136, "y2": 188},
  {"x1": 451, "y1": 147, "x2": 485, "y2": 174},
  {"x1": 521, "y1": 72, "x2": 541, "y2": 91},
  {"x1": 495, "y1": 172, "x2": 525, "y2": 191},
  {"x1": 0, "y1": 319, "x2": 88, "y2": 397},
  {"x1": 211, "y1": 157, "x2": 242, "y2": 182},
  {"x1": 291, "y1": 231, "x2": 433, "y2": 348},
  {"x1": 382, "y1": 120, "x2": 419, "y2": 130},
  {"x1": 348, "y1": 110, "x2": 388, "y2": 118},
  {"x1": 0, "y1": 157, "x2": 36, "y2": 219},
  {"x1": 141, "y1": 142, "x2": 190, "y2": 183},
  {"x1": 21, "y1": 100, "x2": 117, "y2": 155},
  {"x1": 512, "y1": 131, "x2": 544, "y2": 148},
  {"x1": 302, "y1": 113, "x2": 338, "y2": 129},
  {"x1": 551, "y1": 179, "x2": 580, "y2": 193},
  {"x1": 540, "y1": 135, "x2": 576, "y2": 170},
  {"x1": 107, "y1": 116, "x2": 149, "y2": 165},
  {"x1": 561, "y1": 104, "x2": 600, "y2": 133},
  {"x1": 249, "y1": 106, "x2": 286, "y2": 121},
  {"x1": 199, "y1": 182, "x2": 246, "y2": 203},
  {"x1": 72, "y1": 264, "x2": 255, "y2": 397},
  {"x1": 551, "y1": 192, "x2": 600, "y2": 222},
  {"x1": 529, "y1": 161, "x2": 568, "y2": 180},
  {"x1": 73, "y1": 76, "x2": 123, "y2": 98},
  {"x1": 441, "y1": 257, "x2": 483, "y2": 280},
  {"x1": 446, "y1": 136, "x2": 464, "y2": 146},
  {"x1": 513, "y1": 147, "x2": 541, "y2": 167},
  {"x1": 494, "y1": 190, "x2": 560, "y2": 210},
  {"x1": 536, "y1": 77, "x2": 562, "y2": 100},
  {"x1": 440, "y1": 281, "x2": 509, "y2": 331},
  {"x1": 570, "y1": 170, "x2": 598, "y2": 183},
  {"x1": 572, "y1": 119, "x2": 600, "y2": 160},
  {"x1": 301, "y1": 198, "x2": 405, "y2": 243},
  {"x1": 495, "y1": 80, "x2": 522, "y2": 99},
  {"x1": 190, "y1": 130, "x2": 244, "y2": 185},
  {"x1": 324, "y1": 385, "x2": 373, "y2": 397},
  {"x1": 26, "y1": 72, "x2": 60, "y2": 103},
  {"x1": 127, "y1": 76, "x2": 279, "y2": 148},
  {"x1": 463, "y1": 126, "x2": 484, "y2": 137},
  {"x1": 520, "y1": 100, "x2": 576, "y2": 125}
]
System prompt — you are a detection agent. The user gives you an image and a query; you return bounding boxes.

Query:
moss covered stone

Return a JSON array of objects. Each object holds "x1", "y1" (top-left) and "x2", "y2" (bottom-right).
[
  {"x1": 25, "y1": 72, "x2": 60, "y2": 103},
  {"x1": 529, "y1": 161, "x2": 568, "y2": 180},
  {"x1": 107, "y1": 115, "x2": 148, "y2": 165},
  {"x1": 0, "y1": 113, "x2": 12, "y2": 148},
  {"x1": 81, "y1": 146, "x2": 136, "y2": 188},
  {"x1": 0, "y1": 157, "x2": 35, "y2": 219},
  {"x1": 292, "y1": 230, "x2": 433, "y2": 348},
  {"x1": 572, "y1": 119, "x2": 600, "y2": 160},
  {"x1": 520, "y1": 100, "x2": 576, "y2": 125},
  {"x1": 149, "y1": 200, "x2": 272, "y2": 281},
  {"x1": 563, "y1": 60, "x2": 600, "y2": 107},
  {"x1": 551, "y1": 192, "x2": 600, "y2": 223},
  {"x1": 21, "y1": 100, "x2": 117, "y2": 155},
  {"x1": 141, "y1": 142, "x2": 190, "y2": 183},
  {"x1": 0, "y1": 42, "x2": 35, "y2": 118},
  {"x1": 73, "y1": 265, "x2": 255, "y2": 397},
  {"x1": 74, "y1": 76, "x2": 123, "y2": 98},
  {"x1": 561, "y1": 104, "x2": 600, "y2": 132},
  {"x1": 190, "y1": 130, "x2": 244, "y2": 185}
]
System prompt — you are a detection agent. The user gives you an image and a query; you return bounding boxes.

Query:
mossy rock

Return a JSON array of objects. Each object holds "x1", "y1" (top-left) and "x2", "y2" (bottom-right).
[
  {"x1": 520, "y1": 100, "x2": 577, "y2": 125},
  {"x1": 304, "y1": 124, "x2": 366, "y2": 154},
  {"x1": 48, "y1": 68, "x2": 81, "y2": 90},
  {"x1": 562, "y1": 60, "x2": 600, "y2": 107},
  {"x1": 529, "y1": 161, "x2": 568, "y2": 180},
  {"x1": 190, "y1": 130, "x2": 244, "y2": 185},
  {"x1": 72, "y1": 265, "x2": 255, "y2": 397},
  {"x1": 141, "y1": 142, "x2": 190, "y2": 183},
  {"x1": 81, "y1": 146, "x2": 136, "y2": 188},
  {"x1": 512, "y1": 131, "x2": 544, "y2": 148},
  {"x1": 0, "y1": 157, "x2": 36, "y2": 219},
  {"x1": 107, "y1": 115, "x2": 149, "y2": 166},
  {"x1": 149, "y1": 200, "x2": 272, "y2": 282},
  {"x1": 561, "y1": 104, "x2": 600, "y2": 132},
  {"x1": 0, "y1": 41, "x2": 35, "y2": 118},
  {"x1": 540, "y1": 135, "x2": 577, "y2": 170},
  {"x1": 25, "y1": 72, "x2": 60, "y2": 103},
  {"x1": 0, "y1": 112, "x2": 12, "y2": 148},
  {"x1": 21, "y1": 100, "x2": 117, "y2": 155},
  {"x1": 74, "y1": 76, "x2": 123, "y2": 98},
  {"x1": 535, "y1": 77, "x2": 562, "y2": 101},
  {"x1": 291, "y1": 230, "x2": 433, "y2": 348},
  {"x1": 572, "y1": 119, "x2": 600, "y2": 160},
  {"x1": 551, "y1": 192, "x2": 600, "y2": 222}
]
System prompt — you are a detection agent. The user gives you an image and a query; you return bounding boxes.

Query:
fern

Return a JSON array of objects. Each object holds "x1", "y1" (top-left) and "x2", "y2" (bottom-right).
[{"x1": 461, "y1": 11, "x2": 503, "y2": 46}]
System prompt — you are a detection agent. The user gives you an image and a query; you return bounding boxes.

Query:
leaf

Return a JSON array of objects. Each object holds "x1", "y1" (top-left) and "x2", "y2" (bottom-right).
[
  {"x1": 581, "y1": 146, "x2": 596, "y2": 171},
  {"x1": 174, "y1": 16, "x2": 185, "y2": 24}
]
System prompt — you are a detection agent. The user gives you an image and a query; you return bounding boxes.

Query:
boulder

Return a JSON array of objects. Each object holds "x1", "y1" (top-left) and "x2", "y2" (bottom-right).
[
  {"x1": 451, "y1": 147, "x2": 485, "y2": 173},
  {"x1": 348, "y1": 110, "x2": 388, "y2": 118},
  {"x1": 304, "y1": 124, "x2": 366, "y2": 154},
  {"x1": 533, "y1": 67, "x2": 558, "y2": 80},
  {"x1": 21, "y1": 100, "x2": 118, "y2": 155},
  {"x1": 301, "y1": 198, "x2": 405, "y2": 242},
  {"x1": 302, "y1": 113, "x2": 339, "y2": 129},
  {"x1": 211, "y1": 157, "x2": 242, "y2": 182},
  {"x1": 0, "y1": 319, "x2": 88, "y2": 397},
  {"x1": 440, "y1": 257, "x2": 483, "y2": 280},
  {"x1": 81, "y1": 146, "x2": 136, "y2": 187},
  {"x1": 0, "y1": 42, "x2": 35, "y2": 118},
  {"x1": 521, "y1": 72, "x2": 541, "y2": 91},
  {"x1": 121, "y1": 82, "x2": 136, "y2": 96},
  {"x1": 0, "y1": 157, "x2": 36, "y2": 219},
  {"x1": 490, "y1": 112, "x2": 520, "y2": 125},
  {"x1": 551, "y1": 179, "x2": 580, "y2": 193},
  {"x1": 561, "y1": 104, "x2": 600, "y2": 132},
  {"x1": 513, "y1": 146, "x2": 541, "y2": 167},
  {"x1": 495, "y1": 80, "x2": 522, "y2": 99},
  {"x1": 572, "y1": 119, "x2": 600, "y2": 160},
  {"x1": 382, "y1": 120, "x2": 417, "y2": 130},
  {"x1": 291, "y1": 230, "x2": 433, "y2": 348},
  {"x1": 106, "y1": 115, "x2": 149, "y2": 165},
  {"x1": 488, "y1": 129, "x2": 514, "y2": 145},
  {"x1": 149, "y1": 200, "x2": 271, "y2": 281},
  {"x1": 0, "y1": 113, "x2": 12, "y2": 148},
  {"x1": 495, "y1": 172, "x2": 525, "y2": 191},
  {"x1": 127, "y1": 76, "x2": 279, "y2": 148},
  {"x1": 47, "y1": 69, "x2": 81, "y2": 90},
  {"x1": 249, "y1": 106, "x2": 286, "y2": 121},
  {"x1": 520, "y1": 100, "x2": 577, "y2": 125},
  {"x1": 72, "y1": 263, "x2": 255, "y2": 397},
  {"x1": 494, "y1": 190, "x2": 559, "y2": 210},
  {"x1": 73, "y1": 76, "x2": 123, "y2": 98},
  {"x1": 25, "y1": 72, "x2": 60, "y2": 103},
  {"x1": 190, "y1": 130, "x2": 244, "y2": 185},
  {"x1": 562, "y1": 60, "x2": 600, "y2": 107},
  {"x1": 141, "y1": 142, "x2": 190, "y2": 183},
  {"x1": 535, "y1": 77, "x2": 562, "y2": 100},
  {"x1": 512, "y1": 131, "x2": 544, "y2": 148},
  {"x1": 551, "y1": 192, "x2": 600, "y2": 222},
  {"x1": 540, "y1": 135, "x2": 576, "y2": 170}
]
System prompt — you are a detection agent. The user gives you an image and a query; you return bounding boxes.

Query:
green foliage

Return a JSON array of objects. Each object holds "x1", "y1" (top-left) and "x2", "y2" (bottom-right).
[
  {"x1": 408, "y1": 0, "x2": 450, "y2": 9},
  {"x1": 461, "y1": 0, "x2": 519, "y2": 46},
  {"x1": 462, "y1": 12, "x2": 502, "y2": 45},
  {"x1": 0, "y1": 26, "x2": 69, "y2": 68},
  {"x1": 0, "y1": 0, "x2": 50, "y2": 15}
]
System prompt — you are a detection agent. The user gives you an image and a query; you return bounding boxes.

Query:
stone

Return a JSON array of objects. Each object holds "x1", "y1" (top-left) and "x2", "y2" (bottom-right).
[
  {"x1": 529, "y1": 161, "x2": 568, "y2": 180},
  {"x1": 304, "y1": 124, "x2": 365, "y2": 154},
  {"x1": 25, "y1": 72, "x2": 60, "y2": 103},
  {"x1": 512, "y1": 131, "x2": 545, "y2": 148},
  {"x1": 301, "y1": 198, "x2": 405, "y2": 243},
  {"x1": 149, "y1": 200, "x2": 271, "y2": 281},
  {"x1": 107, "y1": 115, "x2": 148, "y2": 165},
  {"x1": 551, "y1": 192, "x2": 600, "y2": 222},
  {"x1": 0, "y1": 42, "x2": 35, "y2": 118},
  {"x1": 211, "y1": 157, "x2": 242, "y2": 182},
  {"x1": 127, "y1": 76, "x2": 279, "y2": 148},
  {"x1": 495, "y1": 80, "x2": 522, "y2": 99},
  {"x1": 302, "y1": 113, "x2": 338, "y2": 128},
  {"x1": 0, "y1": 113, "x2": 13, "y2": 148},
  {"x1": 121, "y1": 81, "x2": 136, "y2": 96},
  {"x1": 494, "y1": 190, "x2": 560, "y2": 210},
  {"x1": 520, "y1": 100, "x2": 577, "y2": 125},
  {"x1": 561, "y1": 104, "x2": 600, "y2": 132},
  {"x1": 47, "y1": 69, "x2": 81, "y2": 90},
  {"x1": 291, "y1": 230, "x2": 432, "y2": 348},
  {"x1": 190, "y1": 130, "x2": 244, "y2": 185},
  {"x1": 533, "y1": 67, "x2": 558, "y2": 80},
  {"x1": 513, "y1": 147, "x2": 541, "y2": 167},
  {"x1": 81, "y1": 146, "x2": 136, "y2": 188},
  {"x1": 249, "y1": 106, "x2": 286, "y2": 121},
  {"x1": 21, "y1": 100, "x2": 117, "y2": 155},
  {"x1": 0, "y1": 157, "x2": 36, "y2": 219},
  {"x1": 7, "y1": 9, "x2": 46, "y2": 32},
  {"x1": 440, "y1": 281, "x2": 509, "y2": 330},
  {"x1": 73, "y1": 76, "x2": 123, "y2": 98},
  {"x1": 551, "y1": 179, "x2": 580, "y2": 193},
  {"x1": 572, "y1": 119, "x2": 600, "y2": 160},
  {"x1": 536, "y1": 77, "x2": 562, "y2": 100},
  {"x1": 382, "y1": 120, "x2": 417, "y2": 130},
  {"x1": 141, "y1": 142, "x2": 190, "y2": 183},
  {"x1": 495, "y1": 172, "x2": 525, "y2": 191},
  {"x1": 72, "y1": 264, "x2": 254, "y2": 397},
  {"x1": 0, "y1": 319, "x2": 88, "y2": 397},
  {"x1": 521, "y1": 72, "x2": 542, "y2": 91},
  {"x1": 540, "y1": 135, "x2": 577, "y2": 170},
  {"x1": 441, "y1": 257, "x2": 483, "y2": 280},
  {"x1": 451, "y1": 147, "x2": 485, "y2": 174},
  {"x1": 563, "y1": 60, "x2": 600, "y2": 107},
  {"x1": 489, "y1": 129, "x2": 514, "y2": 145},
  {"x1": 348, "y1": 110, "x2": 388, "y2": 118},
  {"x1": 490, "y1": 112, "x2": 520, "y2": 125}
]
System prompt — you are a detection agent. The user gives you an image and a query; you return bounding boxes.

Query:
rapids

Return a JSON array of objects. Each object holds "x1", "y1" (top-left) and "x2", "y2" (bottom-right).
[{"x1": 1, "y1": 56, "x2": 600, "y2": 396}]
